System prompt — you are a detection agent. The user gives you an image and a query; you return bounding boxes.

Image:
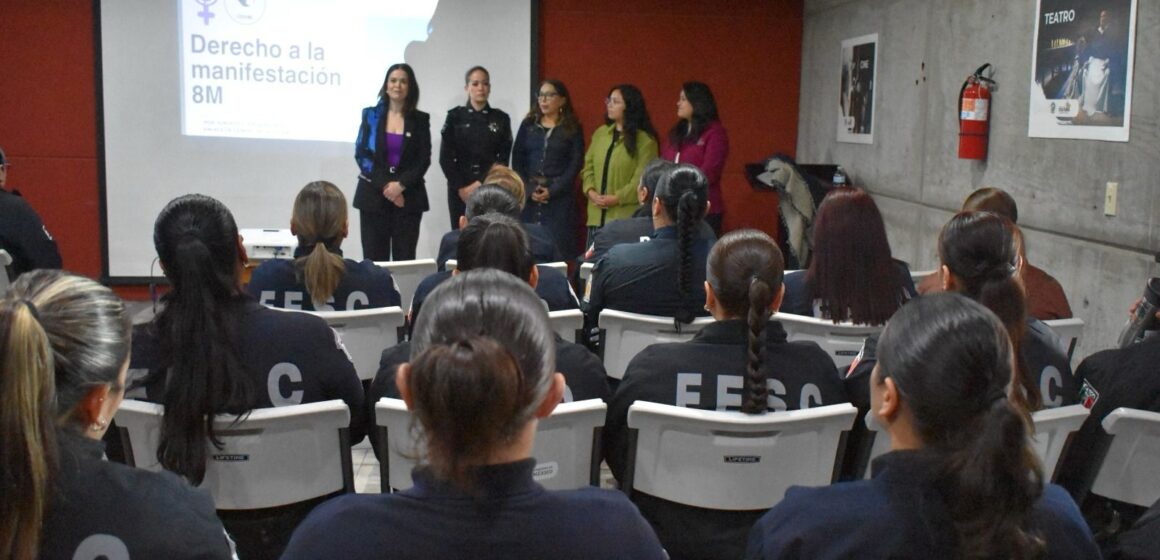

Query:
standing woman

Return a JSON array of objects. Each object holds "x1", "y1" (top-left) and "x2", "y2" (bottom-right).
[
  {"x1": 440, "y1": 66, "x2": 514, "y2": 229},
  {"x1": 1, "y1": 271, "x2": 232, "y2": 559},
  {"x1": 354, "y1": 62, "x2": 431, "y2": 261},
  {"x1": 512, "y1": 79, "x2": 585, "y2": 259},
  {"x1": 582, "y1": 84, "x2": 659, "y2": 240},
  {"x1": 661, "y1": 81, "x2": 729, "y2": 237}
]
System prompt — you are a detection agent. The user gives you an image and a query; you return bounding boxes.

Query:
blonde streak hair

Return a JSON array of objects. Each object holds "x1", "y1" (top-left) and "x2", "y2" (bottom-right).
[
  {"x1": 483, "y1": 165, "x2": 526, "y2": 209},
  {"x1": 0, "y1": 300, "x2": 56, "y2": 559},
  {"x1": 293, "y1": 181, "x2": 348, "y2": 308}
]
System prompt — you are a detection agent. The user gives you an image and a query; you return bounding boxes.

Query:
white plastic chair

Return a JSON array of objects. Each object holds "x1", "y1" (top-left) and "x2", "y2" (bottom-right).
[
  {"x1": 299, "y1": 307, "x2": 405, "y2": 380},
  {"x1": 776, "y1": 313, "x2": 883, "y2": 370},
  {"x1": 599, "y1": 309, "x2": 715, "y2": 380},
  {"x1": 579, "y1": 262, "x2": 595, "y2": 281},
  {"x1": 911, "y1": 269, "x2": 937, "y2": 286},
  {"x1": 114, "y1": 399, "x2": 354, "y2": 510},
  {"x1": 1090, "y1": 407, "x2": 1160, "y2": 507},
  {"x1": 375, "y1": 398, "x2": 607, "y2": 492},
  {"x1": 0, "y1": 249, "x2": 11, "y2": 295},
  {"x1": 539, "y1": 261, "x2": 568, "y2": 275},
  {"x1": 374, "y1": 258, "x2": 436, "y2": 312},
  {"x1": 624, "y1": 401, "x2": 857, "y2": 510},
  {"x1": 1043, "y1": 318, "x2": 1084, "y2": 363},
  {"x1": 1030, "y1": 404, "x2": 1090, "y2": 479},
  {"x1": 862, "y1": 404, "x2": 1090, "y2": 480},
  {"x1": 549, "y1": 309, "x2": 584, "y2": 343}
]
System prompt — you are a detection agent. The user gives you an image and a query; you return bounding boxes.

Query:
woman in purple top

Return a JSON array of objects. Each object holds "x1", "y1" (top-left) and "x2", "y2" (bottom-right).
[{"x1": 661, "y1": 81, "x2": 729, "y2": 237}]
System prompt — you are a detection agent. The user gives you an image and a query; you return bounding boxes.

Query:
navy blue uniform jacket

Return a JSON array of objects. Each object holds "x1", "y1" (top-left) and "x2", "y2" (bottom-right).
[{"x1": 246, "y1": 246, "x2": 400, "y2": 311}]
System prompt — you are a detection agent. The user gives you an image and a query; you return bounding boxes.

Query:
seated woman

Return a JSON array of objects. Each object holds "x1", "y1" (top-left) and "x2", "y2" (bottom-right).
[
  {"x1": 1, "y1": 270, "x2": 232, "y2": 559},
  {"x1": 781, "y1": 186, "x2": 916, "y2": 324},
  {"x1": 748, "y1": 293, "x2": 1100, "y2": 559},
  {"x1": 283, "y1": 269, "x2": 666, "y2": 560},
  {"x1": 585, "y1": 163, "x2": 715, "y2": 325},
  {"x1": 130, "y1": 194, "x2": 364, "y2": 560},
  {"x1": 604, "y1": 230, "x2": 847, "y2": 560},
  {"x1": 247, "y1": 181, "x2": 400, "y2": 310}
]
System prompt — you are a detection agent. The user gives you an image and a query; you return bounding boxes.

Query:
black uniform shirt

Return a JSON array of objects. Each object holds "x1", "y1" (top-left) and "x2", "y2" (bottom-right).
[
  {"x1": 131, "y1": 300, "x2": 366, "y2": 441},
  {"x1": 39, "y1": 432, "x2": 232, "y2": 560},
  {"x1": 409, "y1": 268, "x2": 578, "y2": 330},
  {"x1": 0, "y1": 188, "x2": 62, "y2": 279},
  {"x1": 439, "y1": 103, "x2": 513, "y2": 191},
  {"x1": 436, "y1": 224, "x2": 563, "y2": 270},
  {"x1": 246, "y1": 247, "x2": 401, "y2": 311},
  {"x1": 585, "y1": 225, "x2": 715, "y2": 322},
  {"x1": 1025, "y1": 317, "x2": 1079, "y2": 408},
  {"x1": 603, "y1": 319, "x2": 847, "y2": 560}
]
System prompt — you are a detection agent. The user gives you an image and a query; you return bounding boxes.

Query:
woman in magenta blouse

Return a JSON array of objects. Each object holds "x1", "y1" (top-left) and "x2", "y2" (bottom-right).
[{"x1": 661, "y1": 81, "x2": 729, "y2": 236}]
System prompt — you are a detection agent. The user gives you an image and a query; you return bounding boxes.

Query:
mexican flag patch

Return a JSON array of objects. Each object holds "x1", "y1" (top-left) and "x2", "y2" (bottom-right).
[{"x1": 1079, "y1": 379, "x2": 1100, "y2": 409}]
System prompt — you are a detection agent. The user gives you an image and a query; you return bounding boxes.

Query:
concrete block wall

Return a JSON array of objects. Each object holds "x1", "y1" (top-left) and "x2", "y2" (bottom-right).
[{"x1": 797, "y1": 0, "x2": 1160, "y2": 360}]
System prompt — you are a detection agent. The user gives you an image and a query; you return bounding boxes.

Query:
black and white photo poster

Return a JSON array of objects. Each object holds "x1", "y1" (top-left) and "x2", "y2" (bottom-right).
[
  {"x1": 838, "y1": 33, "x2": 877, "y2": 144},
  {"x1": 1028, "y1": 0, "x2": 1137, "y2": 141}
]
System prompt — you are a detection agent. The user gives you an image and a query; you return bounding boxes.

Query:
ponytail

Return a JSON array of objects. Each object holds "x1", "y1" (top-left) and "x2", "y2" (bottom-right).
[
  {"x1": 0, "y1": 300, "x2": 55, "y2": 559},
  {"x1": 674, "y1": 190, "x2": 698, "y2": 324},
  {"x1": 939, "y1": 396, "x2": 1046, "y2": 559},
  {"x1": 297, "y1": 242, "x2": 346, "y2": 309},
  {"x1": 152, "y1": 194, "x2": 255, "y2": 484},
  {"x1": 655, "y1": 165, "x2": 709, "y2": 325},
  {"x1": 877, "y1": 293, "x2": 1046, "y2": 559},
  {"x1": 743, "y1": 277, "x2": 774, "y2": 414}
]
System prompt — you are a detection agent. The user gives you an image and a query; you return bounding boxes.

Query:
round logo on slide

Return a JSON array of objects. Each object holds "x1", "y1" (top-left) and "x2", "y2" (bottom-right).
[{"x1": 225, "y1": 0, "x2": 267, "y2": 25}]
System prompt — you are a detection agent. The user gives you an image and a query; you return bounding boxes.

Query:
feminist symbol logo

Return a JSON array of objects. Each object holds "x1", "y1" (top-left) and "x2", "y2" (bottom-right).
[{"x1": 196, "y1": 0, "x2": 218, "y2": 25}]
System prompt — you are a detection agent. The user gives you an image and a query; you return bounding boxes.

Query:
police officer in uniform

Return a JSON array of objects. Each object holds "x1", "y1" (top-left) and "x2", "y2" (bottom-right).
[
  {"x1": 0, "y1": 146, "x2": 62, "y2": 280},
  {"x1": 439, "y1": 66, "x2": 513, "y2": 229}
]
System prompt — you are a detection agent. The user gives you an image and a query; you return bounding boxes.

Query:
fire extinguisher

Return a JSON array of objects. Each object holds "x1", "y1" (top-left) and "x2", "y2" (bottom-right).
[{"x1": 958, "y1": 63, "x2": 996, "y2": 160}]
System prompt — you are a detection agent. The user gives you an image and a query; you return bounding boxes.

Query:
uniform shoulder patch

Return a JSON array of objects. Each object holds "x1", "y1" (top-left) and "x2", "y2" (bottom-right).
[{"x1": 1079, "y1": 379, "x2": 1100, "y2": 409}]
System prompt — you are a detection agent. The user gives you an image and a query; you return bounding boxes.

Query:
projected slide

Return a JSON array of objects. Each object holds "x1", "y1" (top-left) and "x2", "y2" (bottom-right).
[{"x1": 179, "y1": 0, "x2": 437, "y2": 142}]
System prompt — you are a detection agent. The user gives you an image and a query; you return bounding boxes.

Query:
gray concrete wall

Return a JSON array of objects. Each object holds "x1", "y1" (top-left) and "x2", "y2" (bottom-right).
[{"x1": 798, "y1": 0, "x2": 1160, "y2": 360}]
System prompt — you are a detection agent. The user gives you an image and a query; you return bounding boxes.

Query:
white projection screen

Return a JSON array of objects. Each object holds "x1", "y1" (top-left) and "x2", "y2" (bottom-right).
[{"x1": 99, "y1": 0, "x2": 535, "y2": 281}]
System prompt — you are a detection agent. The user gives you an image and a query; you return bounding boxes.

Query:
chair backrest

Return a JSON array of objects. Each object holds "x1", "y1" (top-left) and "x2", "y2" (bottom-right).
[
  {"x1": 114, "y1": 399, "x2": 353, "y2": 510},
  {"x1": 373, "y1": 258, "x2": 436, "y2": 311},
  {"x1": 539, "y1": 261, "x2": 568, "y2": 275},
  {"x1": 911, "y1": 269, "x2": 936, "y2": 285},
  {"x1": 1043, "y1": 318, "x2": 1084, "y2": 363},
  {"x1": 579, "y1": 261, "x2": 595, "y2": 281},
  {"x1": 625, "y1": 401, "x2": 857, "y2": 510},
  {"x1": 1090, "y1": 407, "x2": 1160, "y2": 507},
  {"x1": 599, "y1": 309, "x2": 714, "y2": 380},
  {"x1": 374, "y1": 398, "x2": 607, "y2": 492},
  {"x1": 776, "y1": 313, "x2": 883, "y2": 370},
  {"x1": 0, "y1": 249, "x2": 11, "y2": 295},
  {"x1": 303, "y1": 306, "x2": 405, "y2": 380},
  {"x1": 862, "y1": 404, "x2": 1091, "y2": 481},
  {"x1": 1030, "y1": 404, "x2": 1090, "y2": 479},
  {"x1": 549, "y1": 309, "x2": 584, "y2": 343}
]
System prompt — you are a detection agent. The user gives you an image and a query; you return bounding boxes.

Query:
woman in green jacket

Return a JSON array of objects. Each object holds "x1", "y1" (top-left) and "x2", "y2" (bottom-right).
[{"x1": 582, "y1": 84, "x2": 658, "y2": 240}]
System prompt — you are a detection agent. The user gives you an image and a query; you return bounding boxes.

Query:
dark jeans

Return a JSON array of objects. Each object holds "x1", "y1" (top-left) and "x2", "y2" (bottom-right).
[{"x1": 360, "y1": 209, "x2": 421, "y2": 261}]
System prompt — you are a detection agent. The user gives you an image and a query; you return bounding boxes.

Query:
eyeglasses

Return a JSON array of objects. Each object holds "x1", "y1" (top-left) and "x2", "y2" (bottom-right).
[{"x1": 537, "y1": 92, "x2": 559, "y2": 99}]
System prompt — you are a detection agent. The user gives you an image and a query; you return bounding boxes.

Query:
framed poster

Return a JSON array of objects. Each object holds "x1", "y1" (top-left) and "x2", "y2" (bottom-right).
[
  {"x1": 838, "y1": 33, "x2": 878, "y2": 144},
  {"x1": 1028, "y1": 0, "x2": 1137, "y2": 141}
]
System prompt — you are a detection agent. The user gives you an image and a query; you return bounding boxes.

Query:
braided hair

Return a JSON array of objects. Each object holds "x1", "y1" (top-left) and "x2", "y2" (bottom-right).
[
  {"x1": 707, "y1": 230, "x2": 785, "y2": 414},
  {"x1": 654, "y1": 164, "x2": 709, "y2": 325}
]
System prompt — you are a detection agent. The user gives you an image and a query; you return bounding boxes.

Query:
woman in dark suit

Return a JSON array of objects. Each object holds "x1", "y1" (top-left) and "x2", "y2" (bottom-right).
[
  {"x1": 512, "y1": 79, "x2": 584, "y2": 259},
  {"x1": 354, "y1": 63, "x2": 431, "y2": 261}
]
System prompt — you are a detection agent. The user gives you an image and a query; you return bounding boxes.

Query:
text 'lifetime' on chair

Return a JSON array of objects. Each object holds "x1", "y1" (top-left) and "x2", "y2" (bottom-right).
[
  {"x1": 375, "y1": 397, "x2": 607, "y2": 492},
  {"x1": 114, "y1": 399, "x2": 354, "y2": 510},
  {"x1": 623, "y1": 401, "x2": 857, "y2": 510}
]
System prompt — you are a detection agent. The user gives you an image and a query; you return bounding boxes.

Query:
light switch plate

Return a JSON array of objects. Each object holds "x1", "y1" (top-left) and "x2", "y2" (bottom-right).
[{"x1": 1105, "y1": 182, "x2": 1118, "y2": 216}]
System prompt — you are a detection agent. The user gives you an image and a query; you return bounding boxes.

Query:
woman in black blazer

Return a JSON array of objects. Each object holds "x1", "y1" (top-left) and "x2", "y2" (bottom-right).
[{"x1": 354, "y1": 63, "x2": 431, "y2": 261}]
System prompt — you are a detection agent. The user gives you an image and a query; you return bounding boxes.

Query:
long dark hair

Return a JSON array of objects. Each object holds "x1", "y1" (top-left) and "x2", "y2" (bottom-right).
[
  {"x1": 939, "y1": 211, "x2": 1040, "y2": 412},
  {"x1": 457, "y1": 213, "x2": 534, "y2": 279},
  {"x1": 151, "y1": 194, "x2": 256, "y2": 484},
  {"x1": 805, "y1": 187, "x2": 907, "y2": 325},
  {"x1": 607, "y1": 84, "x2": 657, "y2": 157},
  {"x1": 407, "y1": 269, "x2": 556, "y2": 490},
  {"x1": 707, "y1": 230, "x2": 785, "y2": 414},
  {"x1": 875, "y1": 293, "x2": 1045, "y2": 558},
  {"x1": 667, "y1": 81, "x2": 720, "y2": 147},
  {"x1": 525, "y1": 79, "x2": 580, "y2": 134},
  {"x1": 0, "y1": 271, "x2": 130, "y2": 559},
  {"x1": 655, "y1": 164, "x2": 709, "y2": 325},
  {"x1": 378, "y1": 63, "x2": 420, "y2": 114}
]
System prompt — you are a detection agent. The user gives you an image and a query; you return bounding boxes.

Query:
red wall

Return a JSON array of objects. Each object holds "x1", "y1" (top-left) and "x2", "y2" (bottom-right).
[{"x1": 1, "y1": 1, "x2": 801, "y2": 298}]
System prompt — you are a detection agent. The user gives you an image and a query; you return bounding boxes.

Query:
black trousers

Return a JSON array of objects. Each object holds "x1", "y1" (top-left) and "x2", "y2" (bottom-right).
[
  {"x1": 360, "y1": 209, "x2": 421, "y2": 261},
  {"x1": 447, "y1": 192, "x2": 466, "y2": 230}
]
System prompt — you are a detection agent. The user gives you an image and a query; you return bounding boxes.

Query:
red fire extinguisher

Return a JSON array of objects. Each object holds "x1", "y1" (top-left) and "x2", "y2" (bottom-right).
[{"x1": 958, "y1": 63, "x2": 996, "y2": 160}]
